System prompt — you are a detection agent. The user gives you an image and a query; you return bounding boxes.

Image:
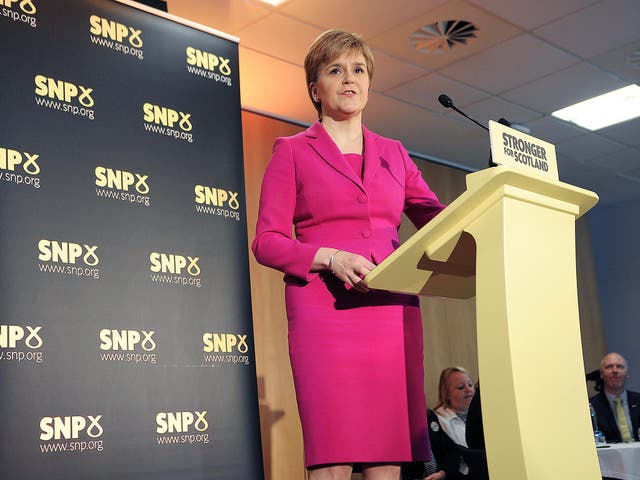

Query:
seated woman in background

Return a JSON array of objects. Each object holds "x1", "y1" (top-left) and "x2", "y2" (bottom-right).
[
  {"x1": 434, "y1": 367, "x2": 475, "y2": 447},
  {"x1": 427, "y1": 366, "x2": 476, "y2": 479},
  {"x1": 403, "y1": 367, "x2": 488, "y2": 480}
]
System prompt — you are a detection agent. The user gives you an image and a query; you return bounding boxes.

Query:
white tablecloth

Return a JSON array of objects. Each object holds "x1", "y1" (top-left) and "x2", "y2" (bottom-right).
[{"x1": 597, "y1": 442, "x2": 640, "y2": 480}]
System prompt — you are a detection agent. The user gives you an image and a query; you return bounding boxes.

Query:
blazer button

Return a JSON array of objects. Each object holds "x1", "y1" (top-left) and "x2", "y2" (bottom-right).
[
  {"x1": 361, "y1": 229, "x2": 372, "y2": 238},
  {"x1": 357, "y1": 194, "x2": 367, "y2": 204}
]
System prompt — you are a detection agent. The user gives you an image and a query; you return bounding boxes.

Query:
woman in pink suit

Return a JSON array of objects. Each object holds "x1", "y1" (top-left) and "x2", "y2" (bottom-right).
[{"x1": 252, "y1": 29, "x2": 445, "y2": 480}]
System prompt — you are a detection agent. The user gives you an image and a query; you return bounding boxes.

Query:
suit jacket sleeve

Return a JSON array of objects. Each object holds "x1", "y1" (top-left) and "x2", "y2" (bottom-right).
[
  {"x1": 398, "y1": 141, "x2": 445, "y2": 229},
  {"x1": 590, "y1": 391, "x2": 621, "y2": 443},
  {"x1": 251, "y1": 137, "x2": 321, "y2": 281},
  {"x1": 632, "y1": 391, "x2": 640, "y2": 440}
]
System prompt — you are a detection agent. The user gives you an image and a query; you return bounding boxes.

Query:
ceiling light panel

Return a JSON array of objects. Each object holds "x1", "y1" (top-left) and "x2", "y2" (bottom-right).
[{"x1": 552, "y1": 84, "x2": 640, "y2": 131}]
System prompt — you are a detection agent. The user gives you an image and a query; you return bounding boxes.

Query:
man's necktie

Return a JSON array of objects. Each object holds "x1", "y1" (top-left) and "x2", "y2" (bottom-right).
[{"x1": 614, "y1": 396, "x2": 633, "y2": 442}]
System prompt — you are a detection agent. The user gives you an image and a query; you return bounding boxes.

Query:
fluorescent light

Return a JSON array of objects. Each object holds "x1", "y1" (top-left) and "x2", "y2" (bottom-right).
[
  {"x1": 259, "y1": 0, "x2": 289, "y2": 5},
  {"x1": 551, "y1": 84, "x2": 640, "y2": 131}
]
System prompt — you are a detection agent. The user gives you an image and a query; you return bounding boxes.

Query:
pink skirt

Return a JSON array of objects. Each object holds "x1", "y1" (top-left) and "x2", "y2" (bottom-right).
[{"x1": 285, "y1": 272, "x2": 430, "y2": 467}]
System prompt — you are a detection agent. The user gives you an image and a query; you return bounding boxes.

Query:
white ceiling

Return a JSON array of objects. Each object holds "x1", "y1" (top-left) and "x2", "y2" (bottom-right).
[{"x1": 168, "y1": 0, "x2": 640, "y2": 205}]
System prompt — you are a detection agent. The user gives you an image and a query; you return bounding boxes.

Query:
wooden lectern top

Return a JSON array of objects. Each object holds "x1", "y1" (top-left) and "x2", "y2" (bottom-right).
[{"x1": 363, "y1": 166, "x2": 598, "y2": 299}]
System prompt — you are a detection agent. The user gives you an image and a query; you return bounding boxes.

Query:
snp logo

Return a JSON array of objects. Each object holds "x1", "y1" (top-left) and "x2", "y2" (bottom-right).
[
  {"x1": 0, "y1": 324, "x2": 43, "y2": 349},
  {"x1": 38, "y1": 239, "x2": 99, "y2": 266},
  {"x1": 95, "y1": 166, "x2": 149, "y2": 194},
  {"x1": 0, "y1": 0, "x2": 36, "y2": 14},
  {"x1": 89, "y1": 14, "x2": 142, "y2": 47},
  {"x1": 156, "y1": 411, "x2": 208, "y2": 434},
  {"x1": 40, "y1": 415, "x2": 104, "y2": 440},
  {"x1": 150, "y1": 252, "x2": 200, "y2": 276},
  {"x1": 35, "y1": 75, "x2": 94, "y2": 107},
  {"x1": 1, "y1": 146, "x2": 40, "y2": 175},
  {"x1": 99, "y1": 329, "x2": 156, "y2": 351},
  {"x1": 194, "y1": 185, "x2": 239, "y2": 209},
  {"x1": 186, "y1": 47, "x2": 231, "y2": 75},
  {"x1": 203, "y1": 333, "x2": 248, "y2": 353},
  {"x1": 143, "y1": 103, "x2": 192, "y2": 131}
]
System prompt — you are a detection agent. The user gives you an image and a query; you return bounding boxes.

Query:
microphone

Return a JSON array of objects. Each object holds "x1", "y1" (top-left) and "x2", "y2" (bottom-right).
[
  {"x1": 438, "y1": 94, "x2": 489, "y2": 132},
  {"x1": 438, "y1": 94, "x2": 517, "y2": 167}
]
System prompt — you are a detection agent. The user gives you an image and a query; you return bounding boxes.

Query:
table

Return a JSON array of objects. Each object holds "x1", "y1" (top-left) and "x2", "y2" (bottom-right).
[{"x1": 597, "y1": 442, "x2": 640, "y2": 480}]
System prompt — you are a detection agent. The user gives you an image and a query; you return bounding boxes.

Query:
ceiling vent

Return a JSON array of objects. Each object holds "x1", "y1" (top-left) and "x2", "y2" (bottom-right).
[{"x1": 409, "y1": 20, "x2": 478, "y2": 54}]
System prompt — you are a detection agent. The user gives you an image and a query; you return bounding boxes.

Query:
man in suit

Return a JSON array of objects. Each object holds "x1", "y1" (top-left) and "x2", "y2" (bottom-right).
[{"x1": 589, "y1": 352, "x2": 640, "y2": 443}]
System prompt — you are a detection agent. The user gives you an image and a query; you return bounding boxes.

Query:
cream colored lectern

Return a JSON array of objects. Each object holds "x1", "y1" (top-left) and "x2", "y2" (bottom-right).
[{"x1": 364, "y1": 165, "x2": 601, "y2": 479}]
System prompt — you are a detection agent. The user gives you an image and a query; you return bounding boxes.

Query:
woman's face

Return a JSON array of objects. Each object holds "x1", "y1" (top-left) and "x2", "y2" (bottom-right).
[
  {"x1": 310, "y1": 50, "x2": 370, "y2": 121},
  {"x1": 446, "y1": 371, "x2": 475, "y2": 414}
]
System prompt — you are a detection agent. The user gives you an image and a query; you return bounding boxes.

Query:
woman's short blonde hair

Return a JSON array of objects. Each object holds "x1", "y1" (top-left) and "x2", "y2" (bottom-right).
[
  {"x1": 304, "y1": 29, "x2": 375, "y2": 118},
  {"x1": 434, "y1": 366, "x2": 471, "y2": 411}
]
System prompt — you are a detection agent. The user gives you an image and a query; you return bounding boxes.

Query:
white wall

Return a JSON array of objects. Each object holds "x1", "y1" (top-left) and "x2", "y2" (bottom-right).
[{"x1": 588, "y1": 198, "x2": 640, "y2": 391}]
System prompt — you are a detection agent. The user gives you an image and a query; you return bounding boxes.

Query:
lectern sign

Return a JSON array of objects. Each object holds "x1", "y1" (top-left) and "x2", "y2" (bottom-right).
[{"x1": 489, "y1": 120, "x2": 559, "y2": 180}]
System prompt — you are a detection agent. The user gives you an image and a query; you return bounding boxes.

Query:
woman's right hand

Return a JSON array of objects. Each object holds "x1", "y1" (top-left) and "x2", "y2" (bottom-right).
[{"x1": 313, "y1": 248, "x2": 375, "y2": 292}]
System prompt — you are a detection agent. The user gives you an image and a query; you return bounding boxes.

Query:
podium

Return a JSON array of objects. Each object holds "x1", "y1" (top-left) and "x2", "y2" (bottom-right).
[{"x1": 364, "y1": 166, "x2": 601, "y2": 479}]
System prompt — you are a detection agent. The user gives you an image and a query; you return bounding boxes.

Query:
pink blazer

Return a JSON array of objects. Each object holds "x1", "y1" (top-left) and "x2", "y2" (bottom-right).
[{"x1": 252, "y1": 121, "x2": 444, "y2": 283}]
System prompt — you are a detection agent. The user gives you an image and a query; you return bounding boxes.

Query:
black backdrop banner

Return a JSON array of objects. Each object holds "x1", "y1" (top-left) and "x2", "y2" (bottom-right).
[{"x1": 0, "y1": 0, "x2": 264, "y2": 478}]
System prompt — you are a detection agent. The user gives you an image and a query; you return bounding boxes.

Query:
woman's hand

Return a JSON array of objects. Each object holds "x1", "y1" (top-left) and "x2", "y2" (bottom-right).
[
  {"x1": 329, "y1": 250, "x2": 375, "y2": 292},
  {"x1": 313, "y1": 248, "x2": 375, "y2": 292}
]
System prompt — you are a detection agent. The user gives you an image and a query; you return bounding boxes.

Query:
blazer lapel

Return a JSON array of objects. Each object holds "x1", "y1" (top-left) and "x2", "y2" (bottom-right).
[
  {"x1": 306, "y1": 121, "x2": 364, "y2": 191},
  {"x1": 362, "y1": 124, "x2": 381, "y2": 188}
]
